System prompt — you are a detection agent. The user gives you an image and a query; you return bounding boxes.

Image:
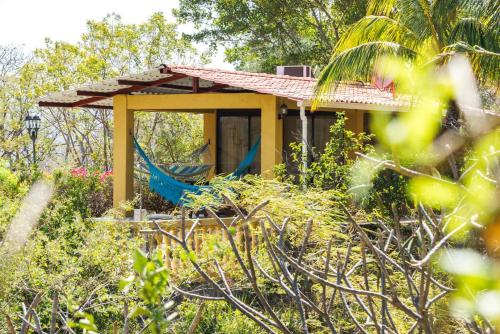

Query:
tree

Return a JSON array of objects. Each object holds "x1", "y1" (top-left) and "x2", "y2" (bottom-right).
[
  {"x1": 0, "y1": 45, "x2": 33, "y2": 169},
  {"x1": 175, "y1": 0, "x2": 367, "y2": 72},
  {"x1": 315, "y1": 0, "x2": 499, "y2": 97},
  {"x1": 1, "y1": 13, "x2": 203, "y2": 170}
]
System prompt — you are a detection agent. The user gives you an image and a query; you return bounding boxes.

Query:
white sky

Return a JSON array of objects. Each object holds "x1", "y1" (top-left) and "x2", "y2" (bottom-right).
[{"x1": 0, "y1": 0, "x2": 233, "y2": 69}]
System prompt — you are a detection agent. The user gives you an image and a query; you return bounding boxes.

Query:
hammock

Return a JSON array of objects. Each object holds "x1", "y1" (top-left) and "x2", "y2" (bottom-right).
[
  {"x1": 162, "y1": 163, "x2": 213, "y2": 182},
  {"x1": 231, "y1": 136, "x2": 261, "y2": 178},
  {"x1": 161, "y1": 142, "x2": 212, "y2": 181},
  {"x1": 134, "y1": 137, "x2": 261, "y2": 205},
  {"x1": 186, "y1": 142, "x2": 210, "y2": 161}
]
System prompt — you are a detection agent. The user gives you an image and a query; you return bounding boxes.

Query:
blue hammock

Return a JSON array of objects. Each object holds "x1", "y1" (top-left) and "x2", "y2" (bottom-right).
[{"x1": 134, "y1": 137, "x2": 261, "y2": 205}]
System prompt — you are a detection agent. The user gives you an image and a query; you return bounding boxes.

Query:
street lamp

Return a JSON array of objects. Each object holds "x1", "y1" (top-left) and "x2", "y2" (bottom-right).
[{"x1": 24, "y1": 114, "x2": 41, "y2": 164}]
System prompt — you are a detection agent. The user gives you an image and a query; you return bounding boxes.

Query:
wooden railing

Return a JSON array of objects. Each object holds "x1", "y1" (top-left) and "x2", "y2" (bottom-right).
[{"x1": 128, "y1": 217, "x2": 260, "y2": 274}]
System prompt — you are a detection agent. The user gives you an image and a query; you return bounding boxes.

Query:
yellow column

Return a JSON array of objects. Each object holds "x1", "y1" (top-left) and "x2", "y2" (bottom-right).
[
  {"x1": 113, "y1": 95, "x2": 135, "y2": 208},
  {"x1": 260, "y1": 95, "x2": 282, "y2": 178},
  {"x1": 203, "y1": 110, "x2": 217, "y2": 179}
]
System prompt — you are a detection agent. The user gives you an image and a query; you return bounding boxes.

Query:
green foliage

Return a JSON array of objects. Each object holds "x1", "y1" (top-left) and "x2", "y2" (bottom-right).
[
  {"x1": 316, "y1": 0, "x2": 499, "y2": 100},
  {"x1": 121, "y1": 250, "x2": 176, "y2": 334},
  {"x1": 175, "y1": 0, "x2": 367, "y2": 72},
  {"x1": 350, "y1": 54, "x2": 500, "y2": 328},
  {"x1": 135, "y1": 111, "x2": 204, "y2": 165},
  {"x1": 367, "y1": 168, "x2": 409, "y2": 213},
  {"x1": 0, "y1": 160, "x2": 28, "y2": 241},
  {"x1": 279, "y1": 114, "x2": 410, "y2": 214},
  {"x1": 51, "y1": 167, "x2": 113, "y2": 220},
  {"x1": 0, "y1": 169, "x2": 141, "y2": 333},
  {"x1": 291, "y1": 114, "x2": 373, "y2": 190},
  {"x1": 188, "y1": 175, "x2": 346, "y2": 246},
  {"x1": 173, "y1": 301, "x2": 266, "y2": 334}
]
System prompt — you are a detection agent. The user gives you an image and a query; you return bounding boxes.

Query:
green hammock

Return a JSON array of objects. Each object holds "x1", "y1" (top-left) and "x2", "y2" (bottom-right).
[
  {"x1": 162, "y1": 163, "x2": 213, "y2": 181},
  {"x1": 134, "y1": 137, "x2": 261, "y2": 205},
  {"x1": 157, "y1": 142, "x2": 212, "y2": 181}
]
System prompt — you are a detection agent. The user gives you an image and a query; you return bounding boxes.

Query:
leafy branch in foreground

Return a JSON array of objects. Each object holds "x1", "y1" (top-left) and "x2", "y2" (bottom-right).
[{"x1": 154, "y1": 195, "x2": 464, "y2": 333}]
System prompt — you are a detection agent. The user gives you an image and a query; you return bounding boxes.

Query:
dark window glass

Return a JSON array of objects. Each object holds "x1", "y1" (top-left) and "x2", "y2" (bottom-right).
[
  {"x1": 217, "y1": 111, "x2": 261, "y2": 174},
  {"x1": 282, "y1": 112, "x2": 338, "y2": 176}
]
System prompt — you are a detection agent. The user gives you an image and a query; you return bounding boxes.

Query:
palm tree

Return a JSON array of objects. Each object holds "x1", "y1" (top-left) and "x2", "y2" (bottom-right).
[{"x1": 315, "y1": 0, "x2": 499, "y2": 97}]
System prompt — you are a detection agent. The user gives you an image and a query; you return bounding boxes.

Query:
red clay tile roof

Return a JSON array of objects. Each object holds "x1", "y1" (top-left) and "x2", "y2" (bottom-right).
[
  {"x1": 40, "y1": 64, "x2": 499, "y2": 118},
  {"x1": 167, "y1": 64, "x2": 404, "y2": 107}
]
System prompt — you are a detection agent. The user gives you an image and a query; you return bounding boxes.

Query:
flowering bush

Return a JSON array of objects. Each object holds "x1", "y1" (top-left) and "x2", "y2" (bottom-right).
[{"x1": 54, "y1": 167, "x2": 113, "y2": 218}]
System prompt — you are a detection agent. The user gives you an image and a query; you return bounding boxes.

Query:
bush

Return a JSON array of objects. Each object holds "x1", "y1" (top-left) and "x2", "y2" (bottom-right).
[
  {"x1": 0, "y1": 161, "x2": 28, "y2": 241},
  {"x1": 53, "y1": 167, "x2": 113, "y2": 219},
  {"x1": 0, "y1": 168, "x2": 142, "y2": 333},
  {"x1": 173, "y1": 301, "x2": 266, "y2": 334}
]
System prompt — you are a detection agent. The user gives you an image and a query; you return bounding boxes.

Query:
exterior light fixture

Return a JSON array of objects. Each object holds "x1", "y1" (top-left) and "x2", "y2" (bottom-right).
[
  {"x1": 24, "y1": 113, "x2": 41, "y2": 164},
  {"x1": 278, "y1": 103, "x2": 288, "y2": 119}
]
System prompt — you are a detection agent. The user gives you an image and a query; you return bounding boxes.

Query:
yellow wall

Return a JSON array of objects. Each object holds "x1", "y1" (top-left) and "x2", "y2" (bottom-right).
[
  {"x1": 260, "y1": 95, "x2": 282, "y2": 178},
  {"x1": 203, "y1": 111, "x2": 217, "y2": 179},
  {"x1": 113, "y1": 95, "x2": 134, "y2": 208}
]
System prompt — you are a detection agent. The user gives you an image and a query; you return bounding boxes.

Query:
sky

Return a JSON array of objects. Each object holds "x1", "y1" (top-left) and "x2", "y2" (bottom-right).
[{"x1": 0, "y1": 0, "x2": 233, "y2": 69}]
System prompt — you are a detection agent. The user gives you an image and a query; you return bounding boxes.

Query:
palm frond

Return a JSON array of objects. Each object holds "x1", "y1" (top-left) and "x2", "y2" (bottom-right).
[
  {"x1": 397, "y1": 0, "x2": 435, "y2": 43},
  {"x1": 449, "y1": 18, "x2": 488, "y2": 49},
  {"x1": 431, "y1": 0, "x2": 459, "y2": 40},
  {"x1": 470, "y1": 50, "x2": 500, "y2": 87},
  {"x1": 432, "y1": 0, "x2": 498, "y2": 30},
  {"x1": 367, "y1": 0, "x2": 397, "y2": 16},
  {"x1": 455, "y1": 0, "x2": 497, "y2": 19},
  {"x1": 314, "y1": 41, "x2": 417, "y2": 103},
  {"x1": 334, "y1": 15, "x2": 420, "y2": 54},
  {"x1": 428, "y1": 43, "x2": 500, "y2": 85}
]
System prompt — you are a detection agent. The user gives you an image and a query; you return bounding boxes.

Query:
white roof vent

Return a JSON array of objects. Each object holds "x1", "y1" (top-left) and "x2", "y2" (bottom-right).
[{"x1": 276, "y1": 65, "x2": 313, "y2": 78}]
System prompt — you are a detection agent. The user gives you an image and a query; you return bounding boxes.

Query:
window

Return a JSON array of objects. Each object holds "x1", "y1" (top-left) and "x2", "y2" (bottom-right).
[{"x1": 282, "y1": 111, "x2": 339, "y2": 175}]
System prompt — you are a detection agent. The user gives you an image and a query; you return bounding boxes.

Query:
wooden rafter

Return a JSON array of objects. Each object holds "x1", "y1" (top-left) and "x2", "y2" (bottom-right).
[
  {"x1": 116, "y1": 74, "x2": 187, "y2": 87},
  {"x1": 40, "y1": 66, "x2": 241, "y2": 109},
  {"x1": 69, "y1": 74, "x2": 188, "y2": 107},
  {"x1": 203, "y1": 84, "x2": 229, "y2": 93},
  {"x1": 192, "y1": 77, "x2": 200, "y2": 93},
  {"x1": 38, "y1": 101, "x2": 113, "y2": 109}
]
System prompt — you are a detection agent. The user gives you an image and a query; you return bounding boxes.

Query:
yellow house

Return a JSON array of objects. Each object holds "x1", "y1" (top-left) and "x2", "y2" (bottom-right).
[{"x1": 39, "y1": 64, "x2": 407, "y2": 207}]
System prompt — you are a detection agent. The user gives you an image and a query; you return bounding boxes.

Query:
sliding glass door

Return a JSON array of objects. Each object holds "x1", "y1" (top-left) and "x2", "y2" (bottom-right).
[{"x1": 217, "y1": 110, "x2": 261, "y2": 175}]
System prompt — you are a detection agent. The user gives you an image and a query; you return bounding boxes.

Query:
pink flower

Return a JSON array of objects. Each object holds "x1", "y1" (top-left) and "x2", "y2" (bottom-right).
[
  {"x1": 100, "y1": 170, "x2": 113, "y2": 182},
  {"x1": 71, "y1": 167, "x2": 88, "y2": 178}
]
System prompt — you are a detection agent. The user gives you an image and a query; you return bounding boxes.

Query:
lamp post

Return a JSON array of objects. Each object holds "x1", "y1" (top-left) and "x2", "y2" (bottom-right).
[{"x1": 24, "y1": 114, "x2": 41, "y2": 164}]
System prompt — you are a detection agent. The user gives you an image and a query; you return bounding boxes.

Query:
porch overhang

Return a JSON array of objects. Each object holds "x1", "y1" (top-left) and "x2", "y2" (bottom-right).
[
  {"x1": 297, "y1": 99, "x2": 407, "y2": 112},
  {"x1": 38, "y1": 64, "x2": 408, "y2": 111}
]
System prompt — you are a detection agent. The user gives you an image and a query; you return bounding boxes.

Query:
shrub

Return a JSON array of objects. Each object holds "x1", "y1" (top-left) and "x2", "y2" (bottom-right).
[
  {"x1": 0, "y1": 161, "x2": 28, "y2": 241},
  {"x1": 0, "y1": 167, "x2": 142, "y2": 333},
  {"x1": 173, "y1": 301, "x2": 265, "y2": 334},
  {"x1": 53, "y1": 167, "x2": 113, "y2": 219}
]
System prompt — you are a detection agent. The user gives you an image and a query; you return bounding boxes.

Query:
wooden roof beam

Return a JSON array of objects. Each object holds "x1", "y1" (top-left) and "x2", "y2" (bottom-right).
[
  {"x1": 39, "y1": 101, "x2": 112, "y2": 109},
  {"x1": 116, "y1": 74, "x2": 187, "y2": 87},
  {"x1": 203, "y1": 84, "x2": 229, "y2": 93},
  {"x1": 192, "y1": 77, "x2": 200, "y2": 93},
  {"x1": 74, "y1": 74, "x2": 189, "y2": 107}
]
